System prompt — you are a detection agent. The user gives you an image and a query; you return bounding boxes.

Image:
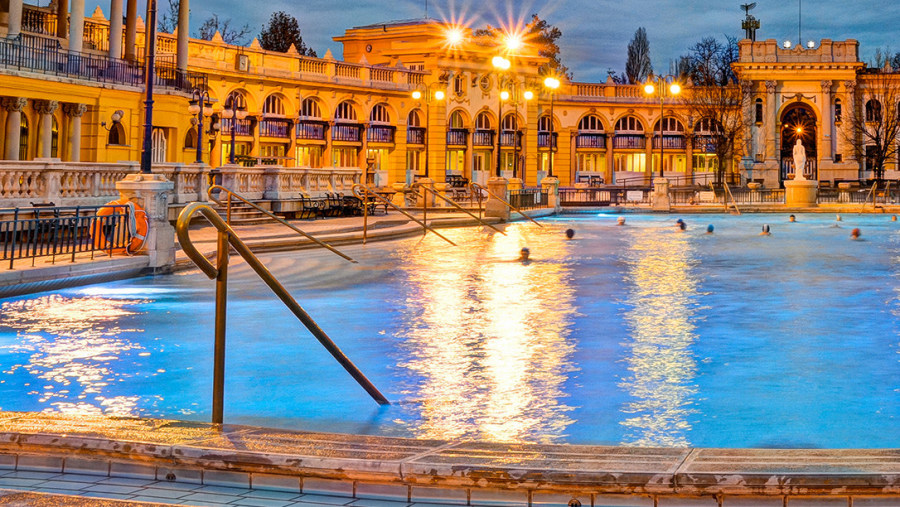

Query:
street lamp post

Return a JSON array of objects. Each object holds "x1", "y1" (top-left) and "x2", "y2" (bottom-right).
[
  {"x1": 492, "y1": 56, "x2": 510, "y2": 178},
  {"x1": 543, "y1": 77, "x2": 560, "y2": 178},
  {"x1": 139, "y1": 0, "x2": 157, "y2": 174},
  {"x1": 220, "y1": 97, "x2": 248, "y2": 165},
  {"x1": 643, "y1": 75, "x2": 681, "y2": 179},
  {"x1": 511, "y1": 88, "x2": 533, "y2": 179},
  {"x1": 411, "y1": 86, "x2": 445, "y2": 179},
  {"x1": 188, "y1": 89, "x2": 211, "y2": 164}
]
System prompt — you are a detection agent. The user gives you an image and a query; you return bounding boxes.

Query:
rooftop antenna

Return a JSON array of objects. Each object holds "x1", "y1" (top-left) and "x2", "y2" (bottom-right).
[
  {"x1": 424, "y1": 0, "x2": 428, "y2": 18},
  {"x1": 741, "y1": 3, "x2": 759, "y2": 42},
  {"x1": 798, "y1": 0, "x2": 802, "y2": 46}
]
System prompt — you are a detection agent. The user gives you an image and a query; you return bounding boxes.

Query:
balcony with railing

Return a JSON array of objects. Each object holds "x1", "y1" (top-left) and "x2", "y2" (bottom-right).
[
  {"x1": 575, "y1": 133, "x2": 606, "y2": 149},
  {"x1": 332, "y1": 123, "x2": 362, "y2": 143},
  {"x1": 22, "y1": 6, "x2": 57, "y2": 35},
  {"x1": 652, "y1": 135, "x2": 686, "y2": 150},
  {"x1": 259, "y1": 118, "x2": 292, "y2": 138},
  {"x1": 613, "y1": 134, "x2": 646, "y2": 150},
  {"x1": 693, "y1": 135, "x2": 718, "y2": 153},
  {"x1": 447, "y1": 128, "x2": 468, "y2": 146},
  {"x1": 537, "y1": 132, "x2": 558, "y2": 149},
  {"x1": 499, "y1": 131, "x2": 522, "y2": 148},
  {"x1": 472, "y1": 130, "x2": 494, "y2": 147},
  {"x1": 221, "y1": 118, "x2": 253, "y2": 136},
  {"x1": 296, "y1": 121, "x2": 327, "y2": 141},
  {"x1": 366, "y1": 125, "x2": 395, "y2": 144},
  {"x1": 407, "y1": 127, "x2": 425, "y2": 145}
]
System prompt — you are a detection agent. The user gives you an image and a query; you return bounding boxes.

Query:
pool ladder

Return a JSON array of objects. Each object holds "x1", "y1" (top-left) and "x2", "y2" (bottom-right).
[{"x1": 176, "y1": 201, "x2": 390, "y2": 425}]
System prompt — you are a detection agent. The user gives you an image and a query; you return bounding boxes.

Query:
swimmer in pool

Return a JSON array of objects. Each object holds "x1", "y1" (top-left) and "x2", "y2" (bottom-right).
[
  {"x1": 760, "y1": 224, "x2": 771, "y2": 236},
  {"x1": 565, "y1": 229, "x2": 575, "y2": 239},
  {"x1": 519, "y1": 247, "x2": 531, "y2": 262}
]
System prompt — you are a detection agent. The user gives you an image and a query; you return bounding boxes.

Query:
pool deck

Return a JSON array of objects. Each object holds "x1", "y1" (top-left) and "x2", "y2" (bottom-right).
[{"x1": 0, "y1": 412, "x2": 899, "y2": 506}]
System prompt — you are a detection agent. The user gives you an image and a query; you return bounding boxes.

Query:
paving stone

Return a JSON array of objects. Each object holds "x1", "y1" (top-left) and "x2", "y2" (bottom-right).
[
  {"x1": 469, "y1": 488, "x2": 528, "y2": 506},
  {"x1": 0, "y1": 477, "x2": 49, "y2": 489},
  {"x1": 110, "y1": 461, "x2": 158, "y2": 480},
  {"x1": 354, "y1": 483, "x2": 408, "y2": 501},
  {"x1": 181, "y1": 491, "x2": 251, "y2": 504},
  {"x1": 230, "y1": 496, "x2": 298, "y2": 507},
  {"x1": 145, "y1": 480, "x2": 205, "y2": 492},
  {"x1": 2, "y1": 470, "x2": 60, "y2": 480},
  {"x1": 129, "y1": 496, "x2": 185, "y2": 505},
  {"x1": 244, "y1": 489, "x2": 304, "y2": 501},
  {"x1": 409, "y1": 486, "x2": 467, "y2": 505},
  {"x1": 83, "y1": 483, "x2": 145, "y2": 495},
  {"x1": 195, "y1": 484, "x2": 255, "y2": 495},
  {"x1": 0, "y1": 455, "x2": 15, "y2": 470},
  {"x1": 302, "y1": 478, "x2": 353, "y2": 497},
  {"x1": 296, "y1": 493, "x2": 357, "y2": 505},
  {"x1": 79, "y1": 490, "x2": 135, "y2": 500},
  {"x1": 349, "y1": 498, "x2": 412, "y2": 507},
  {"x1": 15, "y1": 454, "x2": 64, "y2": 473},
  {"x1": 132, "y1": 486, "x2": 196, "y2": 499},
  {"x1": 99, "y1": 476, "x2": 159, "y2": 487},
  {"x1": 203, "y1": 469, "x2": 251, "y2": 488},
  {"x1": 63, "y1": 457, "x2": 110, "y2": 476},
  {"x1": 29, "y1": 480, "x2": 90, "y2": 491},
  {"x1": 252, "y1": 473, "x2": 302, "y2": 493}
]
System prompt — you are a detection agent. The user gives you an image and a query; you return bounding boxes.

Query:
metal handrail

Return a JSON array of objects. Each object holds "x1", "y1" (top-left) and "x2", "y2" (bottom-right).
[
  {"x1": 469, "y1": 182, "x2": 544, "y2": 227},
  {"x1": 410, "y1": 183, "x2": 506, "y2": 236},
  {"x1": 176, "y1": 202, "x2": 389, "y2": 424},
  {"x1": 207, "y1": 185, "x2": 356, "y2": 263},
  {"x1": 351, "y1": 184, "x2": 456, "y2": 246},
  {"x1": 860, "y1": 182, "x2": 877, "y2": 214},
  {"x1": 723, "y1": 181, "x2": 742, "y2": 215}
]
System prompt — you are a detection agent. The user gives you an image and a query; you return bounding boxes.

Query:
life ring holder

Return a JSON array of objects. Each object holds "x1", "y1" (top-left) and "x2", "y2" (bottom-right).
[{"x1": 91, "y1": 198, "x2": 149, "y2": 255}]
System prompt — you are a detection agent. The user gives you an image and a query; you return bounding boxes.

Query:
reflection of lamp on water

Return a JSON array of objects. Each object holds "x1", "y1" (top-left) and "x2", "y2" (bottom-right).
[{"x1": 411, "y1": 86, "x2": 445, "y2": 178}]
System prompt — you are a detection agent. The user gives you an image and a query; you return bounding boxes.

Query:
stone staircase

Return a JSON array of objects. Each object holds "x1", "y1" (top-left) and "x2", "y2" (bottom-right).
[{"x1": 211, "y1": 200, "x2": 274, "y2": 226}]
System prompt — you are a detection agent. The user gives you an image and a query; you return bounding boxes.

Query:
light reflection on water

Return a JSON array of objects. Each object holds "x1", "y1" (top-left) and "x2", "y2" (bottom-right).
[
  {"x1": 0, "y1": 294, "x2": 151, "y2": 416},
  {"x1": 392, "y1": 224, "x2": 578, "y2": 443},
  {"x1": 618, "y1": 226, "x2": 699, "y2": 446}
]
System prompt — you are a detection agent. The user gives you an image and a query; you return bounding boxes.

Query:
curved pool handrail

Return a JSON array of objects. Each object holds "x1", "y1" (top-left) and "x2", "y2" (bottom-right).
[
  {"x1": 207, "y1": 184, "x2": 356, "y2": 264},
  {"x1": 469, "y1": 182, "x2": 544, "y2": 227},
  {"x1": 409, "y1": 183, "x2": 506, "y2": 236},
  {"x1": 176, "y1": 202, "x2": 389, "y2": 422},
  {"x1": 351, "y1": 184, "x2": 457, "y2": 246}
]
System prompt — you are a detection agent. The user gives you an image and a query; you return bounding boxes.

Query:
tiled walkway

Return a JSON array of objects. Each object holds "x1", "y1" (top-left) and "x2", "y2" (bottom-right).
[{"x1": 0, "y1": 470, "x2": 427, "y2": 507}]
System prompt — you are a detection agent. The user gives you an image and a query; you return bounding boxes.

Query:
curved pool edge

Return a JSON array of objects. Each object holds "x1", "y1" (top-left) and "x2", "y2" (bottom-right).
[{"x1": 1, "y1": 412, "x2": 899, "y2": 505}]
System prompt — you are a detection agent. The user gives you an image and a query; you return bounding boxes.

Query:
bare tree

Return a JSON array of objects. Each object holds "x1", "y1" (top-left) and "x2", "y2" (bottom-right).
[
  {"x1": 841, "y1": 70, "x2": 900, "y2": 181},
  {"x1": 196, "y1": 14, "x2": 251, "y2": 45},
  {"x1": 625, "y1": 27, "x2": 652, "y2": 84},
  {"x1": 681, "y1": 83, "x2": 749, "y2": 184},
  {"x1": 682, "y1": 36, "x2": 738, "y2": 86},
  {"x1": 157, "y1": 0, "x2": 179, "y2": 34}
]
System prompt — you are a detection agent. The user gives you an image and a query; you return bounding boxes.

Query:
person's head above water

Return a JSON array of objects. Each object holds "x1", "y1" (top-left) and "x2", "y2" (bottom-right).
[
  {"x1": 706, "y1": 224, "x2": 714, "y2": 234},
  {"x1": 789, "y1": 214, "x2": 796, "y2": 222},
  {"x1": 761, "y1": 224, "x2": 771, "y2": 235},
  {"x1": 565, "y1": 229, "x2": 575, "y2": 239},
  {"x1": 616, "y1": 216, "x2": 626, "y2": 226},
  {"x1": 851, "y1": 228, "x2": 861, "y2": 239},
  {"x1": 519, "y1": 247, "x2": 530, "y2": 261}
]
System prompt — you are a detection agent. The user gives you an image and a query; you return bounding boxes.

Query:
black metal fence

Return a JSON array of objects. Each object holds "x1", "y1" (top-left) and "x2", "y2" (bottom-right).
[
  {"x1": 1, "y1": 205, "x2": 133, "y2": 269},
  {"x1": 559, "y1": 187, "x2": 651, "y2": 206},
  {"x1": 509, "y1": 189, "x2": 549, "y2": 210}
]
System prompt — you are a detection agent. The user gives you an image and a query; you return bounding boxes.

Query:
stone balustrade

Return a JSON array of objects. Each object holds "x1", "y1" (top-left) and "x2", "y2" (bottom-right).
[{"x1": 0, "y1": 160, "x2": 364, "y2": 209}]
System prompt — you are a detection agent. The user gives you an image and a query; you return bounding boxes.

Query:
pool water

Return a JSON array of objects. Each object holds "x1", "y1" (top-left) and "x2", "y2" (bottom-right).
[{"x1": 1, "y1": 213, "x2": 898, "y2": 448}]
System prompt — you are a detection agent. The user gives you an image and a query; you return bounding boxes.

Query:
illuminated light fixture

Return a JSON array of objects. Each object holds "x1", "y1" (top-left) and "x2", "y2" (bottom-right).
[
  {"x1": 492, "y1": 55, "x2": 511, "y2": 70},
  {"x1": 544, "y1": 76, "x2": 560, "y2": 90},
  {"x1": 412, "y1": 90, "x2": 422, "y2": 100},
  {"x1": 644, "y1": 83, "x2": 655, "y2": 95},
  {"x1": 523, "y1": 90, "x2": 534, "y2": 100},
  {"x1": 796, "y1": 127, "x2": 803, "y2": 133},
  {"x1": 500, "y1": 90, "x2": 510, "y2": 101},
  {"x1": 445, "y1": 27, "x2": 464, "y2": 46},
  {"x1": 434, "y1": 90, "x2": 445, "y2": 100},
  {"x1": 669, "y1": 83, "x2": 681, "y2": 95},
  {"x1": 505, "y1": 32, "x2": 523, "y2": 52},
  {"x1": 783, "y1": 40, "x2": 792, "y2": 48},
  {"x1": 807, "y1": 40, "x2": 815, "y2": 49}
]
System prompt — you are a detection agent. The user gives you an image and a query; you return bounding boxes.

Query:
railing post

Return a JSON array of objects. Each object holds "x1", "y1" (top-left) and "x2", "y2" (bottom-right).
[
  {"x1": 485, "y1": 177, "x2": 510, "y2": 220},
  {"x1": 212, "y1": 228, "x2": 229, "y2": 425},
  {"x1": 362, "y1": 188, "x2": 369, "y2": 244},
  {"x1": 541, "y1": 176, "x2": 560, "y2": 212},
  {"x1": 115, "y1": 173, "x2": 175, "y2": 269}
]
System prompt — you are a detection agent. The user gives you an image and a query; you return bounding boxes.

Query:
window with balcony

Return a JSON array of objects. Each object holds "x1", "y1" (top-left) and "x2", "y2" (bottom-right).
[
  {"x1": 335, "y1": 101, "x2": 357, "y2": 121},
  {"x1": 576, "y1": 114, "x2": 606, "y2": 149},
  {"x1": 299, "y1": 98, "x2": 322, "y2": 119},
  {"x1": 263, "y1": 95, "x2": 285, "y2": 117}
]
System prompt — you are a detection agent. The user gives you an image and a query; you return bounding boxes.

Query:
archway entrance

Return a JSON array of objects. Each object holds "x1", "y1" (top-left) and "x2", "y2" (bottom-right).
[{"x1": 780, "y1": 104, "x2": 817, "y2": 182}]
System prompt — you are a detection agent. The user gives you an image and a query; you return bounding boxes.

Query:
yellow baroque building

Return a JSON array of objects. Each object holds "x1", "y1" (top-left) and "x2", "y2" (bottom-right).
[{"x1": 0, "y1": 1, "x2": 897, "y2": 195}]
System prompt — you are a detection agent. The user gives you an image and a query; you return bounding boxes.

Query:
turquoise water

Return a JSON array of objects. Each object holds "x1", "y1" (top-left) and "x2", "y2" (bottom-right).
[{"x1": 1, "y1": 213, "x2": 898, "y2": 448}]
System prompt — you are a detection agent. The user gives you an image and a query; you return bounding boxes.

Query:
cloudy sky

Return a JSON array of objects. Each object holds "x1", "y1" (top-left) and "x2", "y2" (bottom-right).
[{"x1": 87, "y1": 0, "x2": 900, "y2": 82}]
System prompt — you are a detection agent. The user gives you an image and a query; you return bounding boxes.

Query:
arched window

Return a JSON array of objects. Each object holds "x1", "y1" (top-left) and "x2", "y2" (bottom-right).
[
  {"x1": 653, "y1": 117, "x2": 684, "y2": 134},
  {"x1": 184, "y1": 127, "x2": 197, "y2": 149},
  {"x1": 453, "y1": 73, "x2": 466, "y2": 97},
  {"x1": 151, "y1": 128, "x2": 167, "y2": 163},
  {"x1": 449, "y1": 111, "x2": 465, "y2": 128},
  {"x1": 225, "y1": 90, "x2": 247, "y2": 110},
  {"x1": 695, "y1": 118, "x2": 722, "y2": 134},
  {"x1": 50, "y1": 116, "x2": 59, "y2": 157},
  {"x1": 407, "y1": 109, "x2": 421, "y2": 127},
  {"x1": 335, "y1": 101, "x2": 357, "y2": 122},
  {"x1": 263, "y1": 95, "x2": 285, "y2": 117},
  {"x1": 108, "y1": 122, "x2": 126, "y2": 145},
  {"x1": 299, "y1": 98, "x2": 322, "y2": 118},
  {"x1": 369, "y1": 104, "x2": 389, "y2": 123},
  {"x1": 538, "y1": 115, "x2": 553, "y2": 132},
  {"x1": 19, "y1": 113, "x2": 28, "y2": 161},
  {"x1": 501, "y1": 114, "x2": 517, "y2": 131},
  {"x1": 615, "y1": 116, "x2": 643, "y2": 133},
  {"x1": 755, "y1": 98, "x2": 763, "y2": 123},
  {"x1": 578, "y1": 115, "x2": 604, "y2": 132},
  {"x1": 834, "y1": 99, "x2": 842, "y2": 122},
  {"x1": 475, "y1": 112, "x2": 492, "y2": 130},
  {"x1": 866, "y1": 99, "x2": 882, "y2": 122}
]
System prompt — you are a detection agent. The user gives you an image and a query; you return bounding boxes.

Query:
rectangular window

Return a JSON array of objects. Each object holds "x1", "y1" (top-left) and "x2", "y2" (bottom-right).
[
  {"x1": 367, "y1": 148, "x2": 389, "y2": 171},
  {"x1": 406, "y1": 150, "x2": 421, "y2": 173},
  {"x1": 296, "y1": 145, "x2": 323, "y2": 167},
  {"x1": 652, "y1": 154, "x2": 687, "y2": 173},
  {"x1": 692, "y1": 154, "x2": 719, "y2": 172},
  {"x1": 473, "y1": 151, "x2": 491, "y2": 174},
  {"x1": 446, "y1": 149, "x2": 465, "y2": 174},
  {"x1": 614, "y1": 153, "x2": 645, "y2": 172},
  {"x1": 576, "y1": 153, "x2": 606, "y2": 172},
  {"x1": 332, "y1": 147, "x2": 357, "y2": 167}
]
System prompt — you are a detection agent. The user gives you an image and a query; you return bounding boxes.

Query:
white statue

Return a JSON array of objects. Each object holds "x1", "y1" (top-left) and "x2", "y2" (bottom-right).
[{"x1": 792, "y1": 139, "x2": 807, "y2": 181}]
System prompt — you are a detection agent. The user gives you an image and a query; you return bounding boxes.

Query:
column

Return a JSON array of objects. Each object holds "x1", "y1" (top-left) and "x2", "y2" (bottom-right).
[
  {"x1": 63, "y1": 103, "x2": 87, "y2": 161},
  {"x1": 644, "y1": 132, "x2": 653, "y2": 182},
  {"x1": 176, "y1": 0, "x2": 189, "y2": 71},
  {"x1": 2, "y1": 97, "x2": 26, "y2": 160},
  {"x1": 605, "y1": 128, "x2": 615, "y2": 183},
  {"x1": 34, "y1": 100, "x2": 59, "y2": 158},
  {"x1": 56, "y1": 0, "x2": 68, "y2": 38},
  {"x1": 685, "y1": 128, "x2": 694, "y2": 182},
  {"x1": 764, "y1": 80, "x2": 777, "y2": 162},
  {"x1": 68, "y1": 0, "x2": 85, "y2": 53},
  {"x1": 7, "y1": 0, "x2": 23, "y2": 38},
  {"x1": 844, "y1": 80, "x2": 857, "y2": 163},
  {"x1": 124, "y1": 0, "x2": 137, "y2": 61},
  {"x1": 108, "y1": 0, "x2": 123, "y2": 59},
  {"x1": 820, "y1": 80, "x2": 833, "y2": 163}
]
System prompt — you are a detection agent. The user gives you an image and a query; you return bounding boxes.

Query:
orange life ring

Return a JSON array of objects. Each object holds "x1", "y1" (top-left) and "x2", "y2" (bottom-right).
[{"x1": 91, "y1": 198, "x2": 149, "y2": 254}]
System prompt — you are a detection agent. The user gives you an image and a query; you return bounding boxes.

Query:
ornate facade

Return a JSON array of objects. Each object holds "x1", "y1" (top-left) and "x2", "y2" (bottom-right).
[{"x1": 0, "y1": 4, "x2": 897, "y2": 192}]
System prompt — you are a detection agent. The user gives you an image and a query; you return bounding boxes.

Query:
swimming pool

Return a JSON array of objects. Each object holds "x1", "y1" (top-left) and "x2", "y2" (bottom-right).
[{"x1": 1, "y1": 213, "x2": 898, "y2": 448}]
